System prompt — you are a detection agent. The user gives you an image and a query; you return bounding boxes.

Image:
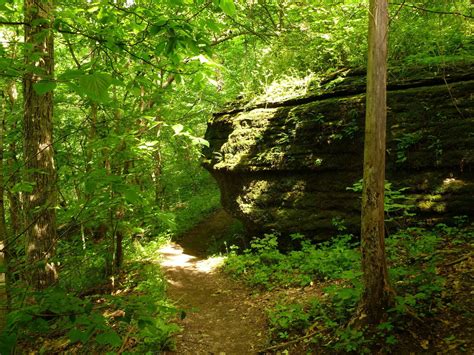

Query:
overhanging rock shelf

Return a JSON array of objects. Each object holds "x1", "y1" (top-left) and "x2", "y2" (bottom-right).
[{"x1": 203, "y1": 63, "x2": 474, "y2": 239}]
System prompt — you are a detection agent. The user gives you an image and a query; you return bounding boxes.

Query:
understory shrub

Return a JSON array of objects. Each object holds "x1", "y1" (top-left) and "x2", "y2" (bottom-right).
[{"x1": 224, "y1": 221, "x2": 471, "y2": 352}]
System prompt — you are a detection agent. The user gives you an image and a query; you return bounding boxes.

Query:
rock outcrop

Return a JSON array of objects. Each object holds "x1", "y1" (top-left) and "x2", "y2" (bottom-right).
[{"x1": 203, "y1": 63, "x2": 474, "y2": 239}]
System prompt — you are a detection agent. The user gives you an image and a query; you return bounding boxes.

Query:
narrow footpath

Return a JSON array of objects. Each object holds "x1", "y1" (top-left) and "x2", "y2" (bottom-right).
[{"x1": 159, "y1": 209, "x2": 269, "y2": 354}]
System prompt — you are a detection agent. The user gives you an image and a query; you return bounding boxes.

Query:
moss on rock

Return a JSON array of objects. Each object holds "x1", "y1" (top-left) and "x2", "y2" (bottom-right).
[{"x1": 204, "y1": 63, "x2": 474, "y2": 239}]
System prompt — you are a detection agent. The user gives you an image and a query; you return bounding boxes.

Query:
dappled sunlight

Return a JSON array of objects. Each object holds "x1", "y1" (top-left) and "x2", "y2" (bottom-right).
[
  {"x1": 214, "y1": 109, "x2": 275, "y2": 171},
  {"x1": 159, "y1": 244, "x2": 197, "y2": 268},
  {"x1": 416, "y1": 176, "x2": 467, "y2": 213},
  {"x1": 158, "y1": 243, "x2": 224, "y2": 274},
  {"x1": 195, "y1": 256, "x2": 225, "y2": 273},
  {"x1": 441, "y1": 177, "x2": 466, "y2": 191}
]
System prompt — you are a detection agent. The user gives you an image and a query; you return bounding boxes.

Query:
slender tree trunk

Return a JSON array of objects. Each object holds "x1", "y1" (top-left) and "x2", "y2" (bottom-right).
[
  {"x1": 0, "y1": 90, "x2": 10, "y2": 331},
  {"x1": 23, "y1": 0, "x2": 58, "y2": 289},
  {"x1": 5, "y1": 82, "x2": 21, "y2": 265},
  {"x1": 5, "y1": 50, "x2": 23, "y2": 258},
  {"x1": 7, "y1": 155, "x2": 23, "y2": 247},
  {"x1": 153, "y1": 148, "x2": 164, "y2": 207},
  {"x1": 115, "y1": 230, "x2": 123, "y2": 269},
  {"x1": 358, "y1": 0, "x2": 392, "y2": 325}
]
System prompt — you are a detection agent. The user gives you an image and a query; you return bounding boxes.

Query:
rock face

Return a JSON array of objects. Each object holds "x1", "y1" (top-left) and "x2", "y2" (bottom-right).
[{"x1": 203, "y1": 63, "x2": 474, "y2": 239}]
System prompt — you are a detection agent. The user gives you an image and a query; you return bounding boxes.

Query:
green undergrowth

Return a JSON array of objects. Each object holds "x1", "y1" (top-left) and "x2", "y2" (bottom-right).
[
  {"x1": 225, "y1": 232, "x2": 360, "y2": 290},
  {"x1": 0, "y1": 173, "x2": 222, "y2": 354},
  {"x1": 172, "y1": 181, "x2": 221, "y2": 235},
  {"x1": 224, "y1": 219, "x2": 473, "y2": 353},
  {"x1": 0, "y1": 238, "x2": 178, "y2": 354}
]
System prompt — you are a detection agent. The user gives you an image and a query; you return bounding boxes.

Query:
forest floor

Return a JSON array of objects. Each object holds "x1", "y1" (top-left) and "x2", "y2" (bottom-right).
[
  {"x1": 159, "y1": 209, "x2": 270, "y2": 354},
  {"x1": 16, "y1": 209, "x2": 472, "y2": 354},
  {"x1": 158, "y1": 209, "x2": 474, "y2": 354}
]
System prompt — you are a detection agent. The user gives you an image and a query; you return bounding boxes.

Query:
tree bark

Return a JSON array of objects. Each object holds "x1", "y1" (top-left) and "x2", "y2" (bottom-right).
[
  {"x1": 23, "y1": 0, "x2": 58, "y2": 290},
  {"x1": 0, "y1": 88, "x2": 10, "y2": 331},
  {"x1": 359, "y1": 0, "x2": 392, "y2": 325},
  {"x1": 5, "y1": 42, "x2": 23, "y2": 260}
]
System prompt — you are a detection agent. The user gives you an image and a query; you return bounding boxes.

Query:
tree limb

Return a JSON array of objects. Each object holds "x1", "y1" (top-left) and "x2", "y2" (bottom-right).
[
  {"x1": 0, "y1": 21, "x2": 28, "y2": 26},
  {"x1": 390, "y1": 3, "x2": 473, "y2": 19}
]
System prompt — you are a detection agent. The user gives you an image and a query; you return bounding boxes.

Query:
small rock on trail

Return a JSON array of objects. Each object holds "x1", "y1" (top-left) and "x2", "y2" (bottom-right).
[{"x1": 160, "y1": 209, "x2": 269, "y2": 354}]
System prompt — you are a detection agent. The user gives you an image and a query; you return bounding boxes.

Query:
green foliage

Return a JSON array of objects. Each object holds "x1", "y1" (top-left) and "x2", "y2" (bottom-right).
[
  {"x1": 1, "y1": 288, "x2": 109, "y2": 353},
  {"x1": 268, "y1": 302, "x2": 311, "y2": 340},
  {"x1": 32, "y1": 80, "x2": 57, "y2": 95},
  {"x1": 387, "y1": 227, "x2": 445, "y2": 316},
  {"x1": 226, "y1": 221, "x2": 472, "y2": 352},
  {"x1": 225, "y1": 233, "x2": 360, "y2": 289},
  {"x1": 394, "y1": 132, "x2": 423, "y2": 163},
  {"x1": 333, "y1": 327, "x2": 370, "y2": 353},
  {"x1": 1, "y1": 0, "x2": 472, "y2": 352},
  {"x1": 0, "y1": 235, "x2": 178, "y2": 353},
  {"x1": 347, "y1": 180, "x2": 415, "y2": 223},
  {"x1": 218, "y1": 0, "x2": 236, "y2": 17},
  {"x1": 111, "y1": 261, "x2": 180, "y2": 352}
]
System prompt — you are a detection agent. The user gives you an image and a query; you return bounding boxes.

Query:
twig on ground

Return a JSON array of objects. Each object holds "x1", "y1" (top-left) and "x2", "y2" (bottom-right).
[
  {"x1": 258, "y1": 331, "x2": 318, "y2": 353},
  {"x1": 445, "y1": 252, "x2": 472, "y2": 267},
  {"x1": 118, "y1": 326, "x2": 135, "y2": 354}
]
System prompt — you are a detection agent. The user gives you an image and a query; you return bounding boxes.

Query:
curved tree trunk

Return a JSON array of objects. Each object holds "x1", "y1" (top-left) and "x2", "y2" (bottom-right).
[
  {"x1": 359, "y1": 0, "x2": 392, "y2": 324},
  {"x1": 23, "y1": 0, "x2": 58, "y2": 290}
]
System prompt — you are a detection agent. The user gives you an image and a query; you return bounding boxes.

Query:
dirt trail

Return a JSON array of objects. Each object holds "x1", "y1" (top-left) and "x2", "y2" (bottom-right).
[{"x1": 160, "y1": 209, "x2": 269, "y2": 354}]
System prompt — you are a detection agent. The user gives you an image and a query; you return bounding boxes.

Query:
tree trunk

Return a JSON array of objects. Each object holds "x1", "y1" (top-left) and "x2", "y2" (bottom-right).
[
  {"x1": 5, "y1": 82, "x2": 21, "y2": 277},
  {"x1": 153, "y1": 149, "x2": 164, "y2": 207},
  {"x1": 0, "y1": 88, "x2": 10, "y2": 331},
  {"x1": 23, "y1": 0, "x2": 58, "y2": 290},
  {"x1": 358, "y1": 0, "x2": 392, "y2": 325},
  {"x1": 5, "y1": 54, "x2": 23, "y2": 261},
  {"x1": 115, "y1": 230, "x2": 123, "y2": 269}
]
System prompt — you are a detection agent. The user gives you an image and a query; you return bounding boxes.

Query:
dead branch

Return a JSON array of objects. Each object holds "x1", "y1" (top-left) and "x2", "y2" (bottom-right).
[
  {"x1": 445, "y1": 252, "x2": 472, "y2": 267},
  {"x1": 258, "y1": 331, "x2": 318, "y2": 353}
]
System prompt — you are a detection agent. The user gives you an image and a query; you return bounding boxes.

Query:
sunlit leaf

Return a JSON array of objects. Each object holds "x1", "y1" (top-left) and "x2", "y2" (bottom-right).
[
  {"x1": 11, "y1": 181, "x2": 35, "y2": 193},
  {"x1": 219, "y1": 0, "x2": 236, "y2": 16},
  {"x1": 76, "y1": 73, "x2": 114, "y2": 103},
  {"x1": 191, "y1": 137, "x2": 209, "y2": 147},
  {"x1": 172, "y1": 124, "x2": 184, "y2": 135}
]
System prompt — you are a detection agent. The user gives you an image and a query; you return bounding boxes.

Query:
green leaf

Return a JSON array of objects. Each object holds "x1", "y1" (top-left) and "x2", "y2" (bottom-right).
[
  {"x1": 219, "y1": 0, "x2": 236, "y2": 16},
  {"x1": 84, "y1": 178, "x2": 98, "y2": 195},
  {"x1": 67, "y1": 328, "x2": 91, "y2": 344},
  {"x1": 95, "y1": 330, "x2": 122, "y2": 347},
  {"x1": 206, "y1": 20, "x2": 221, "y2": 32},
  {"x1": 77, "y1": 73, "x2": 113, "y2": 103},
  {"x1": 33, "y1": 81, "x2": 57, "y2": 95},
  {"x1": 386, "y1": 335, "x2": 397, "y2": 345},
  {"x1": 191, "y1": 136, "x2": 209, "y2": 147},
  {"x1": 124, "y1": 188, "x2": 141, "y2": 204},
  {"x1": 0, "y1": 332, "x2": 16, "y2": 355},
  {"x1": 11, "y1": 181, "x2": 35, "y2": 193}
]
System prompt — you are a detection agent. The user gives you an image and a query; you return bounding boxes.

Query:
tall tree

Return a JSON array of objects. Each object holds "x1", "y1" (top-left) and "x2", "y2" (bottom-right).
[
  {"x1": 0, "y1": 87, "x2": 9, "y2": 332},
  {"x1": 358, "y1": 0, "x2": 392, "y2": 324},
  {"x1": 23, "y1": 0, "x2": 57, "y2": 289}
]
